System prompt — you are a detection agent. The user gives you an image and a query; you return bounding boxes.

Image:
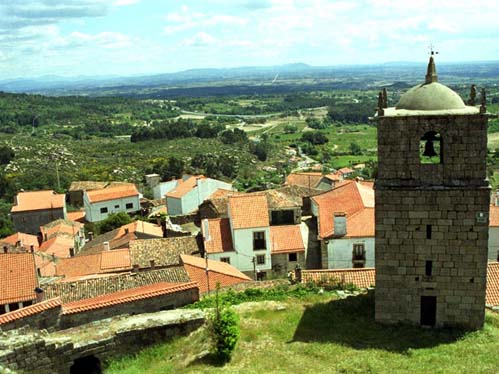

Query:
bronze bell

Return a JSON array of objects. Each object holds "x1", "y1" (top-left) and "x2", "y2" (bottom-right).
[{"x1": 423, "y1": 139, "x2": 437, "y2": 157}]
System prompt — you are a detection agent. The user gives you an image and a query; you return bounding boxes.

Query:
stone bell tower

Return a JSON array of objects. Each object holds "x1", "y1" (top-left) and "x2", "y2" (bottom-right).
[{"x1": 374, "y1": 56, "x2": 490, "y2": 329}]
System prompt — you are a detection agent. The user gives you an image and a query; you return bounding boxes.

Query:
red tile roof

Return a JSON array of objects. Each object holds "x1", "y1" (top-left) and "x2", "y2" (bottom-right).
[
  {"x1": 207, "y1": 188, "x2": 240, "y2": 200},
  {"x1": 487, "y1": 262, "x2": 499, "y2": 306},
  {"x1": 228, "y1": 194, "x2": 269, "y2": 229},
  {"x1": 41, "y1": 219, "x2": 83, "y2": 240},
  {"x1": 117, "y1": 221, "x2": 163, "y2": 238},
  {"x1": 312, "y1": 180, "x2": 374, "y2": 239},
  {"x1": 203, "y1": 218, "x2": 234, "y2": 254},
  {"x1": 0, "y1": 253, "x2": 38, "y2": 304},
  {"x1": 490, "y1": 205, "x2": 499, "y2": 227},
  {"x1": 302, "y1": 268, "x2": 375, "y2": 289},
  {"x1": 67, "y1": 210, "x2": 86, "y2": 222},
  {"x1": 181, "y1": 254, "x2": 251, "y2": 294},
  {"x1": 86, "y1": 184, "x2": 139, "y2": 203},
  {"x1": 0, "y1": 232, "x2": 40, "y2": 251},
  {"x1": 62, "y1": 281, "x2": 198, "y2": 315},
  {"x1": 285, "y1": 172, "x2": 323, "y2": 189},
  {"x1": 270, "y1": 225, "x2": 305, "y2": 254},
  {"x1": 11, "y1": 190, "x2": 65, "y2": 213},
  {"x1": 0, "y1": 298, "x2": 62, "y2": 325},
  {"x1": 166, "y1": 175, "x2": 206, "y2": 199},
  {"x1": 39, "y1": 236, "x2": 75, "y2": 258},
  {"x1": 55, "y1": 249, "x2": 131, "y2": 278},
  {"x1": 338, "y1": 167, "x2": 354, "y2": 175}
]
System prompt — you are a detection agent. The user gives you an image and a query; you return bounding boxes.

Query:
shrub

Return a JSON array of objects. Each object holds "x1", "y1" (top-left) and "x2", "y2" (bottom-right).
[{"x1": 210, "y1": 306, "x2": 240, "y2": 363}]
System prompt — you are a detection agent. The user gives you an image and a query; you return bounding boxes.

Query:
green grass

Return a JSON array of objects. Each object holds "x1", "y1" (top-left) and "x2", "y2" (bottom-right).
[{"x1": 105, "y1": 291, "x2": 499, "y2": 374}]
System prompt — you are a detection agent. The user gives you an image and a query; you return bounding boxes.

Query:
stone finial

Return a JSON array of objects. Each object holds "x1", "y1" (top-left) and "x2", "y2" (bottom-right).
[
  {"x1": 425, "y1": 56, "x2": 438, "y2": 84},
  {"x1": 377, "y1": 91, "x2": 384, "y2": 116},
  {"x1": 480, "y1": 88, "x2": 487, "y2": 113},
  {"x1": 469, "y1": 84, "x2": 477, "y2": 106},
  {"x1": 382, "y1": 88, "x2": 388, "y2": 108}
]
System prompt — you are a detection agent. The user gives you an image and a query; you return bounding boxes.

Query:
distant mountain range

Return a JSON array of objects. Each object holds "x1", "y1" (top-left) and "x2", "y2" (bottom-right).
[{"x1": 1, "y1": 61, "x2": 499, "y2": 97}]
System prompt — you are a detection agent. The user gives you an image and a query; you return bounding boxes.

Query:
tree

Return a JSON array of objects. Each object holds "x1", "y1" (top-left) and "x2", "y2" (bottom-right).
[
  {"x1": 349, "y1": 142, "x2": 362, "y2": 155},
  {"x1": 97, "y1": 212, "x2": 132, "y2": 234},
  {"x1": 0, "y1": 146, "x2": 14, "y2": 165},
  {"x1": 283, "y1": 124, "x2": 297, "y2": 134},
  {"x1": 301, "y1": 131, "x2": 329, "y2": 145},
  {"x1": 306, "y1": 117, "x2": 328, "y2": 130}
]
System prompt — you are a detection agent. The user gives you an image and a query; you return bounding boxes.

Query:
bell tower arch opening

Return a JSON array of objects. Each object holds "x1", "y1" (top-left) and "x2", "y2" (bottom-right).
[{"x1": 420, "y1": 131, "x2": 442, "y2": 164}]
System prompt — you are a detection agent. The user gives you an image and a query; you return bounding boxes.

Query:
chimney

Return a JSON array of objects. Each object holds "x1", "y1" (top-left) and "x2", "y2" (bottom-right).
[
  {"x1": 69, "y1": 247, "x2": 75, "y2": 257},
  {"x1": 333, "y1": 212, "x2": 347, "y2": 237},
  {"x1": 124, "y1": 228, "x2": 129, "y2": 234},
  {"x1": 16, "y1": 240, "x2": 21, "y2": 247},
  {"x1": 103, "y1": 241, "x2": 110, "y2": 251},
  {"x1": 88, "y1": 232, "x2": 94, "y2": 241},
  {"x1": 30, "y1": 245, "x2": 34, "y2": 253},
  {"x1": 3, "y1": 246, "x2": 7, "y2": 254},
  {"x1": 34, "y1": 287, "x2": 44, "y2": 303},
  {"x1": 132, "y1": 264, "x2": 140, "y2": 273},
  {"x1": 150, "y1": 259, "x2": 155, "y2": 269},
  {"x1": 44, "y1": 233, "x2": 48, "y2": 242}
]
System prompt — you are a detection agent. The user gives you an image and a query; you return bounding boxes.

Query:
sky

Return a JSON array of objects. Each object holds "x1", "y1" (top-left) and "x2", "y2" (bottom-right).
[{"x1": 1, "y1": 0, "x2": 499, "y2": 79}]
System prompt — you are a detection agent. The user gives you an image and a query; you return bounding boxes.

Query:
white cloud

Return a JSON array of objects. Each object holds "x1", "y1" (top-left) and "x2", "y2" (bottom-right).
[
  {"x1": 113, "y1": 0, "x2": 139, "y2": 6},
  {"x1": 182, "y1": 32, "x2": 217, "y2": 47}
]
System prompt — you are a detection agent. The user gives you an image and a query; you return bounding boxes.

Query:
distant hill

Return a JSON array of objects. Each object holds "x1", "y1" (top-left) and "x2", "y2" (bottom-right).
[{"x1": 1, "y1": 61, "x2": 499, "y2": 98}]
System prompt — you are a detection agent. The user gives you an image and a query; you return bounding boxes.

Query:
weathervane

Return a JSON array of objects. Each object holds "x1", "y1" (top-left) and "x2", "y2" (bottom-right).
[{"x1": 428, "y1": 44, "x2": 439, "y2": 56}]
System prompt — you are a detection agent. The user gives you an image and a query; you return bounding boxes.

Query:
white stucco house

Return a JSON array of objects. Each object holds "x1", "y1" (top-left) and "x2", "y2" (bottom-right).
[
  {"x1": 311, "y1": 180, "x2": 375, "y2": 269},
  {"x1": 165, "y1": 175, "x2": 233, "y2": 216},
  {"x1": 152, "y1": 179, "x2": 180, "y2": 200},
  {"x1": 201, "y1": 193, "x2": 306, "y2": 279},
  {"x1": 83, "y1": 184, "x2": 142, "y2": 222}
]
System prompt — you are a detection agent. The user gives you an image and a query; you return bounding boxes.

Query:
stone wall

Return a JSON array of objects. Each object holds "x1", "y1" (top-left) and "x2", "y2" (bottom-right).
[
  {"x1": 0, "y1": 304, "x2": 62, "y2": 333},
  {"x1": 12, "y1": 208, "x2": 65, "y2": 235},
  {"x1": 271, "y1": 252, "x2": 305, "y2": 276},
  {"x1": 60, "y1": 287, "x2": 199, "y2": 329},
  {"x1": 0, "y1": 309, "x2": 205, "y2": 374}
]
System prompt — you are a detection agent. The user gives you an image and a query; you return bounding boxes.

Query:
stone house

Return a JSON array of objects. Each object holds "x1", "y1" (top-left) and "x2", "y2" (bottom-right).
[
  {"x1": 11, "y1": 190, "x2": 66, "y2": 234},
  {"x1": 83, "y1": 184, "x2": 141, "y2": 222},
  {"x1": 165, "y1": 175, "x2": 233, "y2": 216},
  {"x1": 0, "y1": 252, "x2": 39, "y2": 315},
  {"x1": 285, "y1": 172, "x2": 344, "y2": 191},
  {"x1": 0, "y1": 232, "x2": 40, "y2": 253},
  {"x1": 67, "y1": 181, "x2": 108, "y2": 207},
  {"x1": 38, "y1": 220, "x2": 86, "y2": 260},
  {"x1": 311, "y1": 180, "x2": 375, "y2": 269}
]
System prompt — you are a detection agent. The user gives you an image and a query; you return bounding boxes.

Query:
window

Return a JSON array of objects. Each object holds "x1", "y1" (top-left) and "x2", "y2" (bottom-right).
[
  {"x1": 426, "y1": 225, "x2": 432, "y2": 239},
  {"x1": 220, "y1": 257, "x2": 231, "y2": 264},
  {"x1": 256, "y1": 254, "x2": 265, "y2": 265},
  {"x1": 271, "y1": 210, "x2": 295, "y2": 225},
  {"x1": 288, "y1": 253, "x2": 298, "y2": 262},
  {"x1": 352, "y1": 243, "x2": 366, "y2": 268},
  {"x1": 126, "y1": 202, "x2": 134, "y2": 209},
  {"x1": 100, "y1": 207, "x2": 108, "y2": 214},
  {"x1": 420, "y1": 131, "x2": 442, "y2": 164},
  {"x1": 425, "y1": 261, "x2": 433, "y2": 276},
  {"x1": 114, "y1": 205, "x2": 120, "y2": 209},
  {"x1": 253, "y1": 231, "x2": 266, "y2": 250}
]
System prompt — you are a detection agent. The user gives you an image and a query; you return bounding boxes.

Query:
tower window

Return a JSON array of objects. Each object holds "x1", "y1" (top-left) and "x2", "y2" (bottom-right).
[
  {"x1": 426, "y1": 225, "x2": 432, "y2": 239},
  {"x1": 425, "y1": 260, "x2": 433, "y2": 276},
  {"x1": 420, "y1": 131, "x2": 442, "y2": 164}
]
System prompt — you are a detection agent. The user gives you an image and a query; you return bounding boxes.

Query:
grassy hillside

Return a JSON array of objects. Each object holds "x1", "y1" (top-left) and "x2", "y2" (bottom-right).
[{"x1": 106, "y1": 291, "x2": 499, "y2": 374}]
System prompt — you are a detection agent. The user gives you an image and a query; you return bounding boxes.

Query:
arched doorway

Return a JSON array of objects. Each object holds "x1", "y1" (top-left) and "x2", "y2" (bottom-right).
[{"x1": 70, "y1": 355, "x2": 102, "y2": 374}]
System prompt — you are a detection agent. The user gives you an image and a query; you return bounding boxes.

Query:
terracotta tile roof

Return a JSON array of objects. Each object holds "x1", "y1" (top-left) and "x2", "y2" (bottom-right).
[
  {"x1": 11, "y1": 190, "x2": 65, "y2": 213},
  {"x1": 39, "y1": 235, "x2": 76, "y2": 258},
  {"x1": 69, "y1": 181, "x2": 108, "y2": 192},
  {"x1": 0, "y1": 298, "x2": 62, "y2": 325},
  {"x1": 312, "y1": 180, "x2": 374, "y2": 239},
  {"x1": 323, "y1": 173, "x2": 342, "y2": 182},
  {"x1": 62, "y1": 281, "x2": 198, "y2": 315},
  {"x1": 259, "y1": 189, "x2": 301, "y2": 209},
  {"x1": 338, "y1": 167, "x2": 354, "y2": 175},
  {"x1": 490, "y1": 205, "x2": 499, "y2": 227},
  {"x1": 67, "y1": 210, "x2": 86, "y2": 222},
  {"x1": 0, "y1": 253, "x2": 38, "y2": 304},
  {"x1": 166, "y1": 175, "x2": 206, "y2": 199},
  {"x1": 207, "y1": 188, "x2": 238, "y2": 200},
  {"x1": 34, "y1": 252, "x2": 57, "y2": 277},
  {"x1": 129, "y1": 237, "x2": 201, "y2": 268},
  {"x1": 117, "y1": 221, "x2": 163, "y2": 238},
  {"x1": 302, "y1": 268, "x2": 375, "y2": 289},
  {"x1": 41, "y1": 219, "x2": 83, "y2": 240},
  {"x1": 86, "y1": 184, "x2": 139, "y2": 203},
  {"x1": 203, "y1": 218, "x2": 234, "y2": 254},
  {"x1": 0, "y1": 232, "x2": 40, "y2": 251},
  {"x1": 487, "y1": 262, "x2": 499, "y2": 306},
  {"x1": 285, "y1": 172, "x2": 324, "y2": 189},
  {"x1": 55, "y1": 249, "x2": 131, "y2": 278},
  {"x1": 181, "y1": 254, "x2": 251, "y2": 294},
  {"x1": 43, "y1": 266, "x2": 191, "y2": 303},
  {"x1": 270, "y1": 225, "x2": 305, "y2": 254},
  {"x1": 228, "y1": 194, "x2": 269, "y2": 229}
]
